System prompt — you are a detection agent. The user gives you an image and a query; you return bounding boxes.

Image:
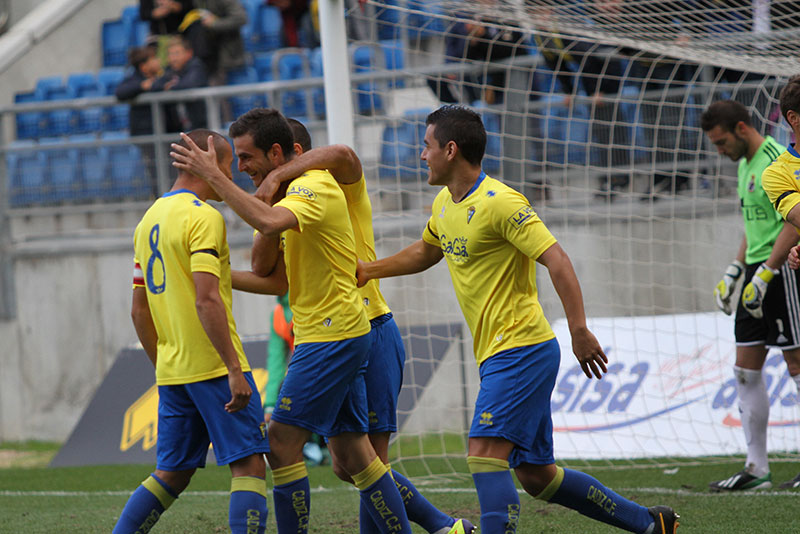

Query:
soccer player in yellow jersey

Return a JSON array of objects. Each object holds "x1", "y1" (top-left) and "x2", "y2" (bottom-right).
[
  {"x1": 357, "y1": 105, "x2": 679, "y2": 534},
  {"x1": 113, "y1": 130, "x2": 270, "y2": 534},
  {"x1": 259, "y1": 131, "x2": 475, "y2": 534},
  {"x1": 170, "y1": 108, "x2": 415, "y2": 534}
]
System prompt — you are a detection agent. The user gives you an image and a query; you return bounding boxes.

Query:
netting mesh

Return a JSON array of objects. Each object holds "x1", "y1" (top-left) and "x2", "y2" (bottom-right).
[{"x1": 333, "y1": 0, "x2": 800, "y2": 472}]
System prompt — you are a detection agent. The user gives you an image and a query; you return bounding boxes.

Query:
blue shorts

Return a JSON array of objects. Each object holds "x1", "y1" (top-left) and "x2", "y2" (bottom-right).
[
  {"x1": 156, "y1": 372, "x2": 269, "y2": 470},
  {"x1": 365, "y1": 314, "x2": 405, "y2": 433},
  {"x1": 271, "y1": 332, "x2": 371, "y2": 437},
  {"x1": 470, "y1": 338, "x2": 560, "y2": 467}
]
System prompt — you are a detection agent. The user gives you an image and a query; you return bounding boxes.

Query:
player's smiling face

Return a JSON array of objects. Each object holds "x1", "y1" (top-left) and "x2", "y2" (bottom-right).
[
  {"x1": 421, "y1": 124, "x2": 451, "y2": 186},
  {"x1": 233, "y1": 133, "x2": 274, "y2": 187},
  {"x1": 705, "y1": 124, "x2": 749, "y2": 162}
]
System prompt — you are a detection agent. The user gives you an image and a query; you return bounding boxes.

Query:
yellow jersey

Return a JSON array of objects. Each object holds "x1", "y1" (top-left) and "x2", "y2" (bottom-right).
[
  {"x1": 761, "y1": 144, "x2": 800, "y2": 226},
  {"x1": 275, "y1": 170, "x2": 370, "y2": 343},
  {"x1": 340, "y1": 176, "x2": 391, "y2": 321},
  {"x1": 422, "y1": 173, "x2": 557, "y2": 365},
  {"x1": 132, "y1": 189, "x2": 249, "y2": 385}
]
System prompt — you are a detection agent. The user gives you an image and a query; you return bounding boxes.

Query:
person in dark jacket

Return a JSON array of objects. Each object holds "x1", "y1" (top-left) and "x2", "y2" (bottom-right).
[
  {"x1": 179, "y1": 0, "x2": 247, "y2": 86},
  {"x1": 116, "y1": 46, "x2": 164, "y2": 136},
  {"x1": 140, "y1": 0, "x2": 193, "y2": 36},
  {"x1": 152, "y1": 36, "x2": 209, "y2": 132}
]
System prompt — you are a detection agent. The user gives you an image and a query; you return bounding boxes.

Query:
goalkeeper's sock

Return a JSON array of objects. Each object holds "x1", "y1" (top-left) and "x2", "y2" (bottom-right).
[
  {"x1": 540, "y1": 467, "x2": 653, "y2": 533},
  {"x1": 391, "y1": 467, "x2": 453, "y2": 533},
  {"x1": 353, "y1": 456, "x2": 412, "y2": 534},
  {"x1": 112, "y1": 473, "x2": 177, "y2": 534},
  {"x1": 468, "y1": 456, "x2": 520, "y2": 534},
  {"x1": 229, "y1": 476, "x2": 268, "y2": 534},
  {"x1": 734, "y1": 366, "x2": 770, "y2": 477},
  {"x1": 272, "y1": 462, "x2": 310, "y2": 534}
]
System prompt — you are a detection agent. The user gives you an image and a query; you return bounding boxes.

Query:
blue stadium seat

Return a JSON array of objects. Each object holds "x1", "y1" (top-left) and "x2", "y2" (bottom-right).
[
  {"x1": 120, "y1": 5, "x2": 141, "y2": 26},
  {"x1": 379, "y1": 39, "x2": 405, "y2": 88},
  {"x1": 375, "y1": 0, "x2": 401, "y2": 40},
  {"x1": 473, "y1": 103, "x2": 501, "y2": 173},
  {"x1": 67, "y1": 73, "x2": 104, "y2": 134},
  {"x1": 35, "y1": 77, "x2": 74, "y2": 136},
  {"x1": 405, "y1": 0, "x2": 444, "y2": 41},
  {"x1": 617, "y1": 85, "x2": 647, "y2": 162},
  {"x1": 379, "y1": 109, "x2": 429, "y2": 180},
  {"x1": 41, "y1": 137, "x2": 81, "y2": 203},
  {"x1": 226, "y1": 66, "x2": 267, "y2": 118},
  {"x1": 275, "y1": 49, "x2": 309, "y2": 119},
  {"x1": 132, "y1": 20, "x2": 150, "y2": 47},
  {"x1": 351, "y1": 45, "x2": 383, "y2": 115},
  {"x1": 97, "y1": 68, "x2": 129, "y2": 131},
  {"x1": 253, "y1": 51, "x2": 275, "y2": 82},
  {"x1": 6, "y1": 140, "x2": 46, "y2": 207},
  {"x1": 241, "y1": 0, "x2": 261, "y2": 53},
  {"x1": 102, "y1": 19, "x2": 130, "y2": 67},
  {"x1": 100, "y1": 132, "x2": 149, "y2": 199},
  {"x1": 14, "y1": 91, "x2": 42, "y2": 140},
  {"x1": 308, "y1": 47, "x2": 325, "y2": 117},
  {"x1": 255, "y1": 5, "x2": 283, "y2": 51},
  {"x1": 69, "y1": 134, "x2": 107, "y2": 201}
]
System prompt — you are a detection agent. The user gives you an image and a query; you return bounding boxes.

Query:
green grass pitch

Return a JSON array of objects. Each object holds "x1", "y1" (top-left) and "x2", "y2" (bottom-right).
[{"x1": 1, "y1": 442, "x2": 799, "y2": 533}]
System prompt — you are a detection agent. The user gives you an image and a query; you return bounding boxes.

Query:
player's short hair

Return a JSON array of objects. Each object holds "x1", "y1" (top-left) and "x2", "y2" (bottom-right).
[
  {"x1": 779, "y1": 75, "x2": 800, "y2": 122},
  {"x1": 177, "y1": 129, "x2": 230, "y2": 164},
  {"x1": 128, "y1": 46, "x2": 155, "y2": 70},
  {"x1": 287, "y1": 118, "x2": 312, "y2": 152},
  {"x1": 228, "y1": 108, "x2": 294, "y2": 157},
  {"x1": 425, "y1": 105, "x2": 486, "y2": 166},
  {"x1": 700, "y1": 100, "x2": 751, "y2": 133}
]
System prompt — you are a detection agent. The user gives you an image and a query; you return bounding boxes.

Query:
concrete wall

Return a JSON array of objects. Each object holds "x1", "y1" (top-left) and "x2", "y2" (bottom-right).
[{"x1": 0, "y1": 200, "x2": 741, "y2": 442}]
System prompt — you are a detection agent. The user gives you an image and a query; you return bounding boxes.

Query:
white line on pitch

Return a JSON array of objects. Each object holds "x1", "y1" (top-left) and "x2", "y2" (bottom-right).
[{"x1": 2, "y1": 487, "x2": 798, "y2": 497}]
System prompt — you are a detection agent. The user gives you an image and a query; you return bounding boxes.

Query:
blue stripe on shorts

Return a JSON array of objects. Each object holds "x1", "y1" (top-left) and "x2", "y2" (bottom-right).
[{"x1": 469, "y1": 338, "x2": 560, "y2": 467}]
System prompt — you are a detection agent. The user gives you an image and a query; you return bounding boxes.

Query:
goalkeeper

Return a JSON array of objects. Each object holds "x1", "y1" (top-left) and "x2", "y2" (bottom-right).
[{"x1": 702, "y1": 100, "x2": 800, "y2": 492}]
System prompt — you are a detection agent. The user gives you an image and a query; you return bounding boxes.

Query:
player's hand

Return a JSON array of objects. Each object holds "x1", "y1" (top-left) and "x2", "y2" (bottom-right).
[
  {"x1": 255, "y1": 172, "x2": 282, "y2": 205},
  {"x1": 225, "y1": 370, "x2": 252, "y2": 413},
  {"x1": 171, "y1": 134, "x2": 222, "y2": 184},
  {"x1": 714, "y1": 260, "x2": 744, "y2": 315},
  {"x1": 741, "y1": 263, "x2": 777, "y2": 319},
  {"x1": 571, "y1": 326, "x2": 608, "y2": 379},
  {"x1": 789, "y1": 246, "x2": 800, "y2": 270},
  {"x1": 355, "y1": 259, "x2": 370, "y2": 288}
]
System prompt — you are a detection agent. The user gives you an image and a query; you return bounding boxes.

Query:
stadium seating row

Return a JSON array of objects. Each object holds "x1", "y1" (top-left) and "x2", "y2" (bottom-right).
[{"x1": 6, "y1": 133, "x2": 149, "y2": 207}]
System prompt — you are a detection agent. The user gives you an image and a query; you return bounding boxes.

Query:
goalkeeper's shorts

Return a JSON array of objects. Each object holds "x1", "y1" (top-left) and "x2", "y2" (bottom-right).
[
  {"x1": 735, "y1": 262, "x2": 800, "y2": 349},
  {"x1": 469, "y1": 338, "x2": 560, "y2": 467},
  {"x1": 364, "y1": 313, "x2": 404, "y2": 434}
]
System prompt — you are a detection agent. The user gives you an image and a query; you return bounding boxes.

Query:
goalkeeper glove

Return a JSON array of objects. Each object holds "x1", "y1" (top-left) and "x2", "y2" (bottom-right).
[
  {"x1": 714, "y1": 260, "x2": 745, "y2": 315},
  {"x1": 741, "y1": 263, "x2": 779, "y2": 319}
]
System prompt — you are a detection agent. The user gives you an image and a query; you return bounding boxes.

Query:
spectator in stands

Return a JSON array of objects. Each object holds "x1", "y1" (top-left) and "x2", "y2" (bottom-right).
[
  {"x1": 268, "y1": 0, "x2": 318, "y2": 48},
  {"x1": 140, "y1": 0, "x2": 193, "y2": 36},
  {"x1": 140, "y1": 0, "x2": 194, "y2": 62},
  {"x1": 116, "y1": 46, "x2": 164, "y2": 136},
  {"x1": 152, "y1": 36, "x2": 209, "y2": 132},
  {"x1": 116, "y1": 46, "x2": 163, "y2": 194},
  {"x1": 179, "y1": 0, "x2": 248, "y2": 86}
]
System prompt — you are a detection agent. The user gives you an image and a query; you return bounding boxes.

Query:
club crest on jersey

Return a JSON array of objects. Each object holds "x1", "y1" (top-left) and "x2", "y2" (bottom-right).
[
  {"x1": 287, "y1": 184, "x2": 317, "y2": 200},
  {"x1": 747, "y1": 175, "x2": 755, "y2": 193},
  {"x1": 323, "y1": 317, "x2": 332, "y2": 327},
  {"x1": 439, "y1": 205, "x2": 446, "y2": 218},
  {"x1": 508, "y1": 205, "x2": 534, "y2": 229},
  {"x1": 363, "y1": 298, "x2": 370, "y2": 306},
  {"x1": 467, "y1": 206, "x2": 476, "y2": 224}
]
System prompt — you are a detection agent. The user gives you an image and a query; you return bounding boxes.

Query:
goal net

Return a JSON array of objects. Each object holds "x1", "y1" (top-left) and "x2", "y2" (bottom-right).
[{"x1": 336, "y1": 0, "x2": 800, "y2": 474}]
